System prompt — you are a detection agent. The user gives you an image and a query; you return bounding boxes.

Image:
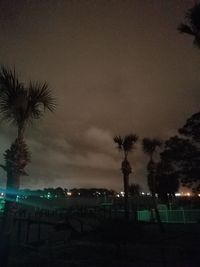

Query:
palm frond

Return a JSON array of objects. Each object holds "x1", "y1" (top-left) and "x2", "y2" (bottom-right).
[
  {"x1": 0, "y1": 66, "x2": 27, "y2": 125},
  {"x1": 113, "y1": 135, "x2": 123, "y2": 150},
  {"x1": 0, "y1": 66, "x2": 21, "y2": 93},
  {"x1": 143, "y1": 138, "x2": 162, "y2": 156},
  {"x1": 28, "y1": 81, "x2": 56, "y2": 115},
  {"x1": 123, "y1": 134, "x2": 138, "y2": 152},
  {"x1": 0, "y1": 66, "x2": 55, "y2": 129},
  {"x1": 114, "y1": 134, "x2": 138, "y2": 153}
]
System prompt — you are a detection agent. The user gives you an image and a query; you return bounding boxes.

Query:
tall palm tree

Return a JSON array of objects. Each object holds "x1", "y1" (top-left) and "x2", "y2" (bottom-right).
[
  {"x1": 114, "y1": 134, "x2": 138, "y2": 220},
  {"x1": 142, "y1": 138, "x2": 164, "y2": 233},
  {"x1": 0, "y1": 66, "x2": 55, "y2": 212},
  {"x1": 178, "y1": 3, "x2": 200, "y2": 48}
]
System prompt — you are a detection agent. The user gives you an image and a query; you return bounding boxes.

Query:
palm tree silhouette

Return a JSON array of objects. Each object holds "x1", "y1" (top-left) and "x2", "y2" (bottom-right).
[
  {"x1": 178, "y1": 3, "x2": 200, "y2": 48},
  {"x1": 114, "y1": 134, "x2": 138, "y2": 220},
  {"x1": 142, "y1": 138, "x2": 164, "y2": 233},
  {"x1": 0, "y1": 66, "x2": 55, "y2": 212}
]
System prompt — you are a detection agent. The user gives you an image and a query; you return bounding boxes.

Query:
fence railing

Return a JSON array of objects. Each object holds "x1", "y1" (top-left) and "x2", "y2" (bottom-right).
[{"x1": 137, "y1": 209, "x2": 200, "y2": 223}]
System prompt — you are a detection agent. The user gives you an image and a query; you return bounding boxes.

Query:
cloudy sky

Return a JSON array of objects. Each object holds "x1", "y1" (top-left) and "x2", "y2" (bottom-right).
[{"x1": 0, "y1": 0, "x2": 199, "y2": 191}]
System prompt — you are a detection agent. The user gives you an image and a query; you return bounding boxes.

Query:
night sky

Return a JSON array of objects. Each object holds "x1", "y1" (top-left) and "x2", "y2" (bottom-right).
[{"x1": 0, "y1": 0, "x2": 199, "y2": 191}]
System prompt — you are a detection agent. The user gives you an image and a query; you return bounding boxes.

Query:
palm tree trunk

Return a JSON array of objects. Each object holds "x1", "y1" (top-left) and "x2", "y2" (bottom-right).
[
  {"x1": 149, "y1": 159, "x2": 165, "y2": 233},
  {"x1": 0, "y1": 127, "x2": 23, "y2": 267},
  {"x1": 18, "y1": 125, "x2": 25, "y2": 142},
  {"x1": 2, "y1": 171, "x2": 20, "y2": 230},
  {"x1": 0, "y1": 171, "x2": 20, "y2": 267},
  {"x1": 5, "y1": 170, "x2": 20, "y2": 211},
  {"x1": 152, "y1": 190, "x2": 165, "y2": 234},
  {"x1": 123, "y1": 174, "x2": 129, "y2": 221},
  {"x1": 3, "y1": 125, "x2": 25, "y2": 220}
]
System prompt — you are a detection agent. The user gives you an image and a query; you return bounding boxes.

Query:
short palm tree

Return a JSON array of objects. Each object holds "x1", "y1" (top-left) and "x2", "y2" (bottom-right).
[
  {"x1": 142, "y1": 138, "x2": 164, "y2": 233},
  {"x1": 178, "y1": 3, "x2": 200, "y2": 48},
  {"x1": 0, "y1": 66, "x2": 55, "y2": 211},
  {"x1": 143, "y1": 138, "x2": 162, "y2": 192},
  {"x1": 114, "y1": 134, "x2": 138, "y2": 220}
]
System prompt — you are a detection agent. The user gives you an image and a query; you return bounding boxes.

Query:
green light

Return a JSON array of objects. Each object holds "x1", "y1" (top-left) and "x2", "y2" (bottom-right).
[
  {"x1": 47, "y1": 192, "x2": 51, "y2": 199},
  {"x1": 0, "y1": 198, "x2": 5, "y2": 212}
]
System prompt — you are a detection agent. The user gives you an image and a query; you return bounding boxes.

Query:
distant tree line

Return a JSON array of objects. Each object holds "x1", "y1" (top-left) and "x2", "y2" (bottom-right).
[{"x1": 0, "y1": 187, "x2": 117, "y2": 199}]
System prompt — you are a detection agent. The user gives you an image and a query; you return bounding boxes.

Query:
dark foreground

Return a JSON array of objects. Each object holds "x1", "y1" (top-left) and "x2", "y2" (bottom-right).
[{"x1": 4, "y1": 221, "x2": 200, "y2": 267}]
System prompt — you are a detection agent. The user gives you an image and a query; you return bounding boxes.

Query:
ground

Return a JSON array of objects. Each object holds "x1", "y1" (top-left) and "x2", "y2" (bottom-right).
[
  {"x1": 7, "y1": 222, "x2": 200, "y2": 267},
  {"x1": 1, "y1": 197, "x2": 200, "y2": 266}
]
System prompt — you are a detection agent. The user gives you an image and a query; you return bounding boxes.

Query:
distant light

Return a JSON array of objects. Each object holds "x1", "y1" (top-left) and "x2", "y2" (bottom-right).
[
  {"x1": 78, "y1": 192, "x2": 80, "y2": 196},
  {"x1": 198, "y1": 194, "x2": 200, "y2": 197},
  {"x1": 67, "y1": 192, "x2": 72, "y2": 196},
  {"x1": 147, "y1": 193, "x2": 151, "y2": 196},
  {"x1": 186, "y1": 192, "x2": 191, "y2": 197},
  {"x1": 120, "y1": 191, "x2": 124, "y2": 197},
  {"x1": 47, "y1": 192, "x2": 51, "y2": 199},
  {"x1": 116, "y1": 194, "x2": 120, "y2": 198},
  {"x1": 141, "y1": 192, "x2": 145, "y2": 195},
  {"x1": 175, "y1": 193, "x2": 181, "y2": 196}
]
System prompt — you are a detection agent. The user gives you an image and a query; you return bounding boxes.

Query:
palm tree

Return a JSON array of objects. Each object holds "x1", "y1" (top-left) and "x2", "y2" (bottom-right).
[
  {"x1": 178, "y1": 3, "x2": 200, "y2": 48},
  {"x1": 142, "y1": 138, "x2": 164, "y2": 233},
  {"x1": 114, "y1": 134, "x2": 138, "y2": 220},
  {"x1": 155, "y1": 160, "x2": 179, "y2": 208},
  {"x1": 0, "y1": 66, "x2": 55, "y2": 213}
]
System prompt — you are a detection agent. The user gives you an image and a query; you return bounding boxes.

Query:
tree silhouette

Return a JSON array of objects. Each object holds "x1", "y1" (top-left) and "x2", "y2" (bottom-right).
[
  {"x1": 167, "y1": 136, "x2": 199, "y2": 191},
  {"x1": 160, "y1": 123, "x2": 200, "y2": 193},
  {"x1": 178, "y1": 112, "x2": 200, "y2": 191},
  {"x1": 114, "y1": 134, "x2": 138, "y2": 220},
  {"x1": 155, "y1": 160, "x2": 179, "y2": 207},
  {"x1": 178, "y1": 3, "x2": 200, "y2": 191},
  {"x1": 179, "y1": 112, "x2": 200, "y2": 142},
  {"x1": 178, "y1": 3, "x2": 200, "y2": 48},
  {"x1": 142, "y1": 138, "x2": 164, "y2": 233},
  {"x1": 142, "y1": 138, "x2": 162, "y2": 192},
  {"x1": 0, "y1": 66, "x2": 55, "y2": 217}
]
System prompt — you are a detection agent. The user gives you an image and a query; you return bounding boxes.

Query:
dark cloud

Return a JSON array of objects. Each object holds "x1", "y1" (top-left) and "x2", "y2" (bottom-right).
[{"x1": 0, "y1": 0, "x2": 199, "y2": 190}]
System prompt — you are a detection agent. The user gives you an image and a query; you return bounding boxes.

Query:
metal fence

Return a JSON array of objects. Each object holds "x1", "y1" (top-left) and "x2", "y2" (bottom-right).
[{"x1": 137, "y1": 209, "x2": 200, "y2": 223}]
